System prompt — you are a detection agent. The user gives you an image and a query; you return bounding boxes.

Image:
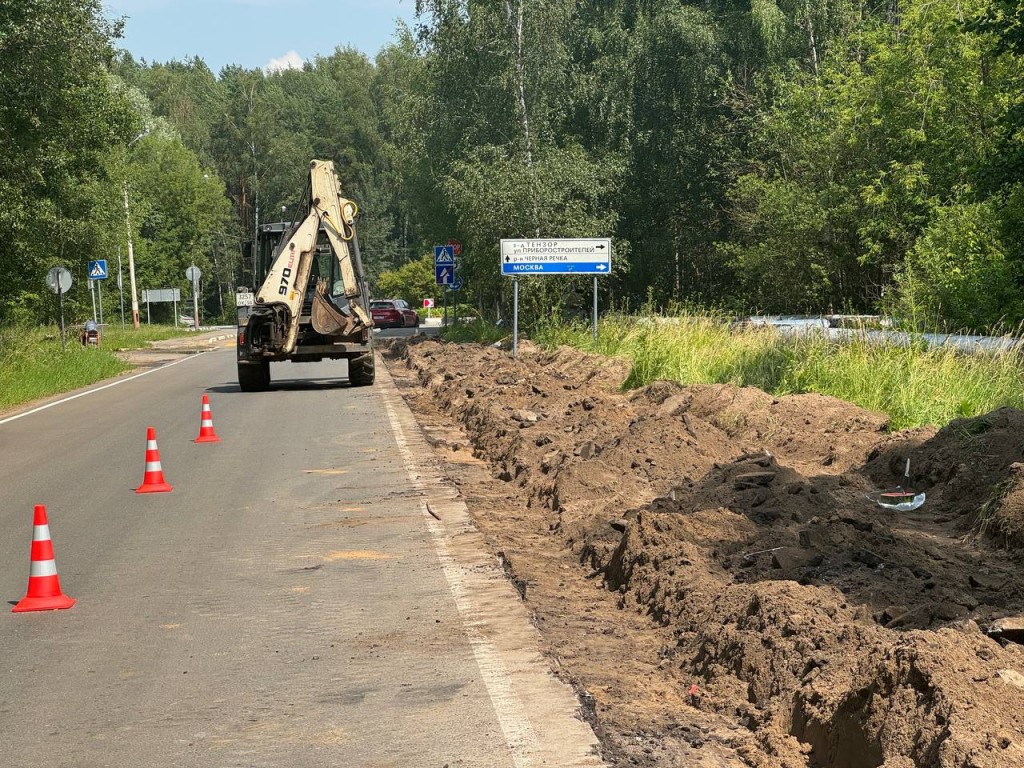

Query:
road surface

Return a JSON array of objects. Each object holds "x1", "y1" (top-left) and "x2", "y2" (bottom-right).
[{"x1": 0, "y1": 347, "x2": 603, "y2": 767}]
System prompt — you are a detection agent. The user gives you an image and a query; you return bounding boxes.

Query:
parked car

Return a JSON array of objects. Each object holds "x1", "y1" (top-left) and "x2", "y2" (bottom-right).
[{"x1": 370, "y1": 299, "x2": 419, "y2": 329}]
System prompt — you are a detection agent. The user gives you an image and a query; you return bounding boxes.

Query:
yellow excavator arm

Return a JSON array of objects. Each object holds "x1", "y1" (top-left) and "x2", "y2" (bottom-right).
[{"x1": 252, "y1": 160, "x2": 371, "y2": 354}]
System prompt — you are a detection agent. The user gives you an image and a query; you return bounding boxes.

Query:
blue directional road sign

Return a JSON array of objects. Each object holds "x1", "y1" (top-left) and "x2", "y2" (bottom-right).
[
  {"x1": 500, "y1": 238, "x2": 611, "y2": 276},
  {"x1": 449, "y1": 276, "x2": 464, "y2": 291},
  {"x1": 87, "y1": 259, "x2": 109, "y2": 280},
  {"x1": 434, "y1": 245, "x2": 455, "y2": 265},
  {"x1": 435, "y1": 264, "x2": 454, "y2": 286}
]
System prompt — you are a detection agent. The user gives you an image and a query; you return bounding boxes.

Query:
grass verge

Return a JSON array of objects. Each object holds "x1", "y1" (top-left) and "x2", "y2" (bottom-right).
[
  {"x1": 0, "y1": 325, "x2": 191, "y2": 412},
  {"x1": 530, "y1": 315, "x2": 1024, "y2": 430}
]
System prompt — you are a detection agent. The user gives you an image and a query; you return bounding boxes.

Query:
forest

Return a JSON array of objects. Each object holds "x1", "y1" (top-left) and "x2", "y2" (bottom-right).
[{"x1": 4, "y1": 0, "x2": 1024, "y2": 330}]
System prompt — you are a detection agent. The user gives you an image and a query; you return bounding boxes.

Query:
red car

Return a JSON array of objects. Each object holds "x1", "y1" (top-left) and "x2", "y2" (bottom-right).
[{"x1": 370, "y1": 299, "x2": 419, "y2": 329}]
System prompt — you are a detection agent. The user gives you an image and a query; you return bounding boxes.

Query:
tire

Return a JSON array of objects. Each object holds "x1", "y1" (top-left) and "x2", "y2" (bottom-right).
[
  {"x1": 238, "y1": 360, "x2": 270, "y2": 391},
  {"x1": 348, "y1": 352, "x2": 375, "y2": 387}
]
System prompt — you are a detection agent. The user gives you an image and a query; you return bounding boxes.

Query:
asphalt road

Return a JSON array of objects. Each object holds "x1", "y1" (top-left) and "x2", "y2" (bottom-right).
[{"x1": 0, "y1": 349, "x2": 602, "y2": 767}]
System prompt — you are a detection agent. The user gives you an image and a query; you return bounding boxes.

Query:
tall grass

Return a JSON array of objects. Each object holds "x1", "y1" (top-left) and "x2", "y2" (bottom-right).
[
  {"x1": 534, "y1": 315, "x2": 1024, "y2": 430},
  {"x1": 0, "y1": 325, "x2": 191, "y2": 411},
  {"x1": 101, "y1": 324, "x2": 192, "y2": 350}
]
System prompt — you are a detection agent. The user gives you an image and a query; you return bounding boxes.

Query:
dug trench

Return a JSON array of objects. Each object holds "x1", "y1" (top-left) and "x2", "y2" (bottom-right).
[{"x1": 382, "y1": 338, "x2": 1024, "y2": 768}]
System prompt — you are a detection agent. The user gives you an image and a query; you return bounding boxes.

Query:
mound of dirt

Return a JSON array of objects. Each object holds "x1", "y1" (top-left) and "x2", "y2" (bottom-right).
[{"x1": 383, "y1": 338, "x2": 1024, "y2": 768}]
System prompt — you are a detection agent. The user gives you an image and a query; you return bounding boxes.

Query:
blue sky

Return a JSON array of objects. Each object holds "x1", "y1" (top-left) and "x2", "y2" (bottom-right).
[{"x1": 103, "y1": 0, "x2": 418, "y2": 74}]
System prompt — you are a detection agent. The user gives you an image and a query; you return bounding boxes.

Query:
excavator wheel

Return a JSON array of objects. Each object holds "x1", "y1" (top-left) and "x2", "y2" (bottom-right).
[
  {"x1": 348, "y1": 352, "x2": 375, "y2": 387},
  {"x1": 238, "y1": 361, "x2": 271, "y2": 391}
]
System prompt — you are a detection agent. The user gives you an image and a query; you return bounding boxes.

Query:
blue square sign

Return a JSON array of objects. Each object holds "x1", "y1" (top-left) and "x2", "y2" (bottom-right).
[
  {"x1": 433, "y1": 245, "x2": 455, "y2": 265},
  {"x1": 435, "y1": 264, "x2": 454, "y2": 285},
  {"x1": 87, "y1": 259, "x2": 109, "y2": 280}
]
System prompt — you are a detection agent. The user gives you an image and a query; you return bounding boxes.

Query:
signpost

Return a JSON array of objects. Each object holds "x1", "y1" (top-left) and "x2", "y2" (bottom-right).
[
  {"x1": 500, "y1": 238, "x2": 610, "y2": 275},
  {"x1": 141, "y1": 288, "x2": 181, "y2": 325},
  {"x1": 45, "y1": 267, "x2": 73, "y2": 351},
  {"x1": 88, "y1": 259, "x2": 108, "y2": 327},
  {"x1": 500, "y1": 238, "x2": 612, "y2": 357},
  {"x1": 434, "y1": 245, "x2": 457, "y2": 327},
  {"x1": 186, "y1": 265, "x2": 202, "y2": 330}
]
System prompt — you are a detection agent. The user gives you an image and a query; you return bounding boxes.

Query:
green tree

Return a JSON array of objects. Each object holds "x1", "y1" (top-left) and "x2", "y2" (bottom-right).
[
  {"x1": 0, "y1": 0, "x2": 138, "y2": 323},
  {"x1": 127, "y1": 128, "x2": 232, "y2": 315},
  {"x1": 373, "y1": 254, "x2": 436, "y2": 306}
]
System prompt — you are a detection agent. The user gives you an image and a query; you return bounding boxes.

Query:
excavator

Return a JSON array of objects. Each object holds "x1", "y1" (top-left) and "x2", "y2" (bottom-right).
[{"x1": 235, "y1": 160, "x2": 374, "y2": 391}]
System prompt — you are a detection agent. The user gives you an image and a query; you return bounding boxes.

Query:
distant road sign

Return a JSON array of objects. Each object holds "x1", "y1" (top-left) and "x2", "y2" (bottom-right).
[
  {"x1": 435, "y1": 264, "x2": 454, "y2": 285},
  {"x1": 500, "y1": 238, "x2": 611, "y2": 276},
  {"x1": 449, "y1": 276, "x2": 464, "y2": 291},
  {"x1": 87, "y1": 259, "x2": 109, "y2": 280},
  {"x1": 46, "y1": 267, "x2": 72, "y2": 294},
  {"x1": 185, "y1": 265, "x2": 202, "y2": 283},
  {"x1": 434, "y1": 245, "x2": 455, "y2": 265},
  {"x1": 141, "y1": 288, "x2": 181, "y2": 303},
  {"x1": 423, "y1": 298, "x2": 435, "y2": 308},
  {"x1": 447, "y1": 239, "x2": 462, "y2": 257}
]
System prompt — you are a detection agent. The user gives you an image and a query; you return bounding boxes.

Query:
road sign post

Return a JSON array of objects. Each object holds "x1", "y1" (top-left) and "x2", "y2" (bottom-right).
[
  {"x1": 186, "y1": 265, "x2": 202, "y2": 330},
  {"x1": 500, "y1": 238, "x2": 612, "y2": 356},
  {"x1": 513, "y1": 277, "x2": 519, "y2": 359},
  {"x1": 88, "y1": 260, "x2": 108, "y2": 327},
  {"x1": 434, "y1": 245, "x2": 455, "y2": 329},
  {"x1": 45, "y1": 267, "x2": 73, "y2": 351}
]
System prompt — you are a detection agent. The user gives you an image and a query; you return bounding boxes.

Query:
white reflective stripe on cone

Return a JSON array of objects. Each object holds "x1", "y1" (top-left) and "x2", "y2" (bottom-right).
[
  {"x1": 147, "y1": 440, "x2": 158, "y2": 449},
  {"x1": 32, "y1": 524, "x2": 52, "y2": 542},
  {"x1": 30, "y1": 559, "x2": 58, "y2": 577},
  {"x1": 145, "y1": 462, "x2": 163, "y2": 471}
]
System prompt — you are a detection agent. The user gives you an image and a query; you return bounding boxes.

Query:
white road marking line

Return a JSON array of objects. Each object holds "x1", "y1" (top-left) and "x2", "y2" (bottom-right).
[
  {"x1": 379, "y1": 375, "x2": 540, "y2": 768},
  {"x1": 0, "y1": 351, "x2": 213, "y2": 427}
]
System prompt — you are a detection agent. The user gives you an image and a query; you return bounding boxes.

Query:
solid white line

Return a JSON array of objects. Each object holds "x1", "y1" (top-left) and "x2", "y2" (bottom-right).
[
  {"x1": 0, "y1": 351, "x2": 212, "y2": 427},
  {"x1": 378, "y1": 371, "x2": 540, "y2": 768}
]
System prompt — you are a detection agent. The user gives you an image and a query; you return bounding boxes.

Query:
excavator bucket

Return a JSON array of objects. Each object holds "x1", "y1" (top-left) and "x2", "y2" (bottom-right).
[{"x1": 311, "y1": 279, "x2": 357, "y2": 337}]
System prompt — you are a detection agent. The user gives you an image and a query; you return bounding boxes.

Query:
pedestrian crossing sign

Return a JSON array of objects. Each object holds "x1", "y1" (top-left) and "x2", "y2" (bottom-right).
[{"x1": 87, "y1": 259, "x2": 109, "y2": 280}]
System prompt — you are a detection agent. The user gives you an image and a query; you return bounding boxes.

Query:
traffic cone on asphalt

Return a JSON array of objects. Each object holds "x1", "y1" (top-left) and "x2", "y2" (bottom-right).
[
  {"x1": 12, "y1": 505, "x2": 76, "y2": 613},
  {"x1": 136, "y1": 426, "x2": 173, "y2": 494},
  {"x1": 194, "y1": 394, "x2": 221, "y2": 444}
]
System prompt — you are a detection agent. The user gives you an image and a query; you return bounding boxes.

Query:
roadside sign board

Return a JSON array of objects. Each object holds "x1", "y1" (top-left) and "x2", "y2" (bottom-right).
[
  {"x1": 449, "y1": 276, "x2": 463, "y2": 291},
  {"x1": 435, "y1": 264, "x2": 454, "y2": 286},
  {"x1": 46, "y1": 267, "x2": 73, "y2": 294},
  {"x1": 500, "y1": 238, "x2": 611, "y2": 275},
  {"x1": 141, "y1": 288, "x2": 181, "y2": 303},
  {"x1": 87, "y1": 259, "x2": 109, "y2": 280},
  {"x1": 434, "y1": 245, "x2": 455, "y2": 265},
  {"x1": 423, "y1": 298, "x2": 435, "y2": 308}
]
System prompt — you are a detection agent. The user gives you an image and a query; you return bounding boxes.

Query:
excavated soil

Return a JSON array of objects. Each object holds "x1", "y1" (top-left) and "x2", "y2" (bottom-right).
[{"x1": 382, "y1": 338, "x2": 1024, "y2": 768}]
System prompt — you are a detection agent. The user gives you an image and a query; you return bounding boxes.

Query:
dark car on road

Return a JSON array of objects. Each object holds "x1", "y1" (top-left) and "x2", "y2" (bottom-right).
[{"x1": 370, "y1": 299, "x2": 419, "y2": 329}]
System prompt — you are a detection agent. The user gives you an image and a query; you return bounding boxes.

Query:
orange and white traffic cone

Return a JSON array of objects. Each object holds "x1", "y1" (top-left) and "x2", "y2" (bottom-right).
[
  {"x1": 194, "y1": 394, "x2": 220, "y2": 444},
  {"x1": 12, "y1": 505, "x2": 76, "y2": 613},
  {"x1": 136, "y1": 426, "x2": 173, "y2": 494}
]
